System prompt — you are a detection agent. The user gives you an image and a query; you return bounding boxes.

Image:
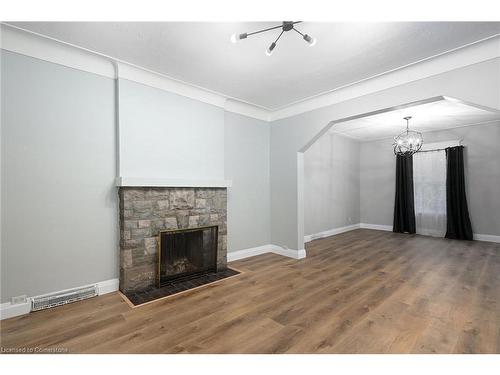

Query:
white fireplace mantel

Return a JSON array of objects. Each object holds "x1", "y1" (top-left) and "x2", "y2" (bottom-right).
[{"x1": 115, "y1": 177, "x2": 232, "y2": 188}]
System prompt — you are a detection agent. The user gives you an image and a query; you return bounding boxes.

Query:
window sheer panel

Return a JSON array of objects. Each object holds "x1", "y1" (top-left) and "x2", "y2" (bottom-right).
[{"x1": 413, "y1": 150, "x2": 447, "y2": 237}]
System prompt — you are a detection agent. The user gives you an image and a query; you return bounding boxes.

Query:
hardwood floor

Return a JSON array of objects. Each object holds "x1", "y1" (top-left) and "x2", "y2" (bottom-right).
[{"x1": 1, "y1": 229, "x2": 499, "y2": 353}]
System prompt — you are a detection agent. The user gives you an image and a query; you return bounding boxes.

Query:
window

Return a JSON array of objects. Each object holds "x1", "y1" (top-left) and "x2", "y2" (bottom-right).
[{"x1": 413, "y1": 149, "x2": 447, "y2": 237}]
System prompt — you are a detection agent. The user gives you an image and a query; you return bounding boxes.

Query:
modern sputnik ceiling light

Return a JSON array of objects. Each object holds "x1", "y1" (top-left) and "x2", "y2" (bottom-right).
[
  {"x1": 230, "y1": 21, "x2": 317, "y2": 56},
  {"x1": 393, "y1": 116, "x2": 424, "y2": 156}
]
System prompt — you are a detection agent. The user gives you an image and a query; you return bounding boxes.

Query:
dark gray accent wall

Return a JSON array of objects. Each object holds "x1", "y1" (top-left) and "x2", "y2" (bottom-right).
[{"x1": 1, "y1": 50, "x2": 118, "y2": 303}]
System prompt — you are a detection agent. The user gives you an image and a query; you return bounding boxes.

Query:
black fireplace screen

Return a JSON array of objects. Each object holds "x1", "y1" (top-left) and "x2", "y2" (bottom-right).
[{"x1": 157, "y1": 225, "x2": 218, "y2": 287}]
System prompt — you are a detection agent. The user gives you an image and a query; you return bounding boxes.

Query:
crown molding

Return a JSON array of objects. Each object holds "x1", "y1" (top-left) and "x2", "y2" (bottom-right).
[
  {"x1": 2, "y1": 23, "x2": 499, "y2": 123},
  {"x1": 0, "y1": 23, "x2": 270, "y2": 121},
  {"x1": 118, "y1": 64, "x2": 271, "y2": 120},
  {"x1": 0, "y1": 23, "x2": 116, "y2": 78},
  {"x1": 116, "y1": 62, "x2": 226, "y2": 108},
  {"x1": 224, "y1": 98, "x2": 270, "y2": 122},
  {"x1": 268, "y1": 35, "x2": 500, "y2": 121}
]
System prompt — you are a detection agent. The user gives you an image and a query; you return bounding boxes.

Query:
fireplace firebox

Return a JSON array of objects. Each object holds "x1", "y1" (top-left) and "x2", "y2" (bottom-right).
[{"x1": 157, "y1": 225, "x2": 218, "y2": 288}]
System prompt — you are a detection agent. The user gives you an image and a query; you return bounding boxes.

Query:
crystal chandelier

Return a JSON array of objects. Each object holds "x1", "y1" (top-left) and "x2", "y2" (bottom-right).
[{"x1": 393, "y1": 116, "x2": 423, "y2": 156}]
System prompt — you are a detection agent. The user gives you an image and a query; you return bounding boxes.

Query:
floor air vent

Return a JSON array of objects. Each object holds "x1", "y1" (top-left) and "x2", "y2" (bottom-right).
[{"x1": 31, "y1": 285, "x2": 98, "y2": 312}]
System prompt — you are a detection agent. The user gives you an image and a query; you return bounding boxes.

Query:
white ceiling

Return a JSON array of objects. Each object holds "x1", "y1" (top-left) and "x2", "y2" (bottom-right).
[
  {"x1": 330, "y1": 98, "x2": 500, "y2": 141},
  {"x1": 7, "y1": 22, "x2": 500, "y2": 110}
]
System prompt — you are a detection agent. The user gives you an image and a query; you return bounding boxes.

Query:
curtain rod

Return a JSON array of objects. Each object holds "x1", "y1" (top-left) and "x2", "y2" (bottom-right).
[
  {"x1": 417, "y1": 148, "x2": 452, "y2": 153},
  {"x1": 416, "y1": 140, "x2": 463, "y2": 153},
  {"x1": 417, "y1": 144, "x2": 464, "y2": 153}
]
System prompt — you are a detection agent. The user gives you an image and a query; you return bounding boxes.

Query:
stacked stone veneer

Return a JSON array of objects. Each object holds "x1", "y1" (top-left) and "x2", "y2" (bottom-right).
[{"x1": 119, "y1": 187, "x2": 227, "y2": 293}]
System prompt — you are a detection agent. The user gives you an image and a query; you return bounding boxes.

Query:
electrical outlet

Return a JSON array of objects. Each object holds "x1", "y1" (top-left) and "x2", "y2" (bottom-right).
[
  {"x1": 348, "y1": 217, "x2": 352, "y2": 223},
  {"x1": 11, "y1": 295, "x2": 28, "y2": 305}
]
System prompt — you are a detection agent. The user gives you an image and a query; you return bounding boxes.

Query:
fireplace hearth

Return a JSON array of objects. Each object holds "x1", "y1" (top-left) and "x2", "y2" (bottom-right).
[{"x1": 121, "y1": 267, "x2": 240, "y2": 307}]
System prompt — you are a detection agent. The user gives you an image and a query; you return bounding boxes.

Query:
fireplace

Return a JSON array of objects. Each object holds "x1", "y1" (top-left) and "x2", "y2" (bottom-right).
[
  {"x1": 118, "y1": 187, "x2": 238, "y2": 306},
  {"x1": 157, "y1": 225, "x2": 218, "y2": 287},
  {"x1": 118, "y1": 187, "x2": 228, "y2": 293}
]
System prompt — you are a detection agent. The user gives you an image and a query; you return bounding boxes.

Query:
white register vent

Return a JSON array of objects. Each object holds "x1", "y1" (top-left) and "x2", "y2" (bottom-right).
[{"x1": 31, "y1": 285, "x2": 98, "y2": 312}]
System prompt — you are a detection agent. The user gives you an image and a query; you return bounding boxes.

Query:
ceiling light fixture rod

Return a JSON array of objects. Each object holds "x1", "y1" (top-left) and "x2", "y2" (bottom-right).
[
  {"x1": 404, "y1": 116, "x2": 412, "y2": 133},
  {"x1": 274, "y1": 30, "x2": 285, "y2": 43},
  {"x1": 246, "y1": 21, "x2": 302, "y2": 37},
  {"x1": 292, "y1": 28, "x2": 305, "y2": 37}
]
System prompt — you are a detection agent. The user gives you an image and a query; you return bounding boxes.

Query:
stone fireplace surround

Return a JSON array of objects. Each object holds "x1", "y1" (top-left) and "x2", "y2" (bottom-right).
[{"x1": 119, "y1": 186, "x2": 227, "y2": 293}]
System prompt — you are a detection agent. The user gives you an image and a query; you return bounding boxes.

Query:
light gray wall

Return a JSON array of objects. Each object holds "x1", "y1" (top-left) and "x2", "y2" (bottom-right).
[
  {"x1": 0, "y1": 51, "x2": 272, "y2": 303},
  {"x1": 360, "y1": 138, "x2": 396, "y2": 226},
  {"x1": 304, "y1": 133, "x2": 360, "y2": 235},
  {"x1": 270, "y1": 58, "x2": 500, "y2": 250},
  {"x1": 118, "y1": 78, "x2": 225, "y2": 180},
  {"x1": 1, "y1": 51, "x2": 118, "y2": 303},
  {"x1": 360, "y1": 122, "x2": 500, "y2": 235},
  {"x1": 224, "y1": 112, "x2": 270, "y2": 251}
]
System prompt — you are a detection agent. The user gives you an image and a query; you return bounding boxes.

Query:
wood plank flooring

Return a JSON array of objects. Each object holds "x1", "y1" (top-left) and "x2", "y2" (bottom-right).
[{"x1": 1, "y1": 229, "x2": 499, "y2": 353}]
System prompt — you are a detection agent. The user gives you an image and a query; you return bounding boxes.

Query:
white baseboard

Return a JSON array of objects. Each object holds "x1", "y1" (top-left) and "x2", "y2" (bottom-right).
[
  {"x1": 0, "y1": 301, "x2": 31, "y2": 320},
  {"x1": 0, "y1": 278, "x2": 119, "y2": 321},
  {"x1": 360, "y1": 223, "x2": 393, "y2": 231},
  {"x1": 270, "y1": 245, "x2": 307, "y2": 259},
  {"x1": 304, "y1": 223, "x2": 361, "y2": 243},
  {"x1": 473, "y1": 233, "x2": 500, "y2": 243},
  {"x1": 228, "y1": 244, "x2": 307, "y2": 262},
  {"x1": 361, "y1": 223, "x2": 500, "y2": 243},
  {"x1": 227, "y1": 245, "x2": 273, "y2": 262},
  {"x1": 97, "y1": 278, "x2": 120, "y2": 295}
]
